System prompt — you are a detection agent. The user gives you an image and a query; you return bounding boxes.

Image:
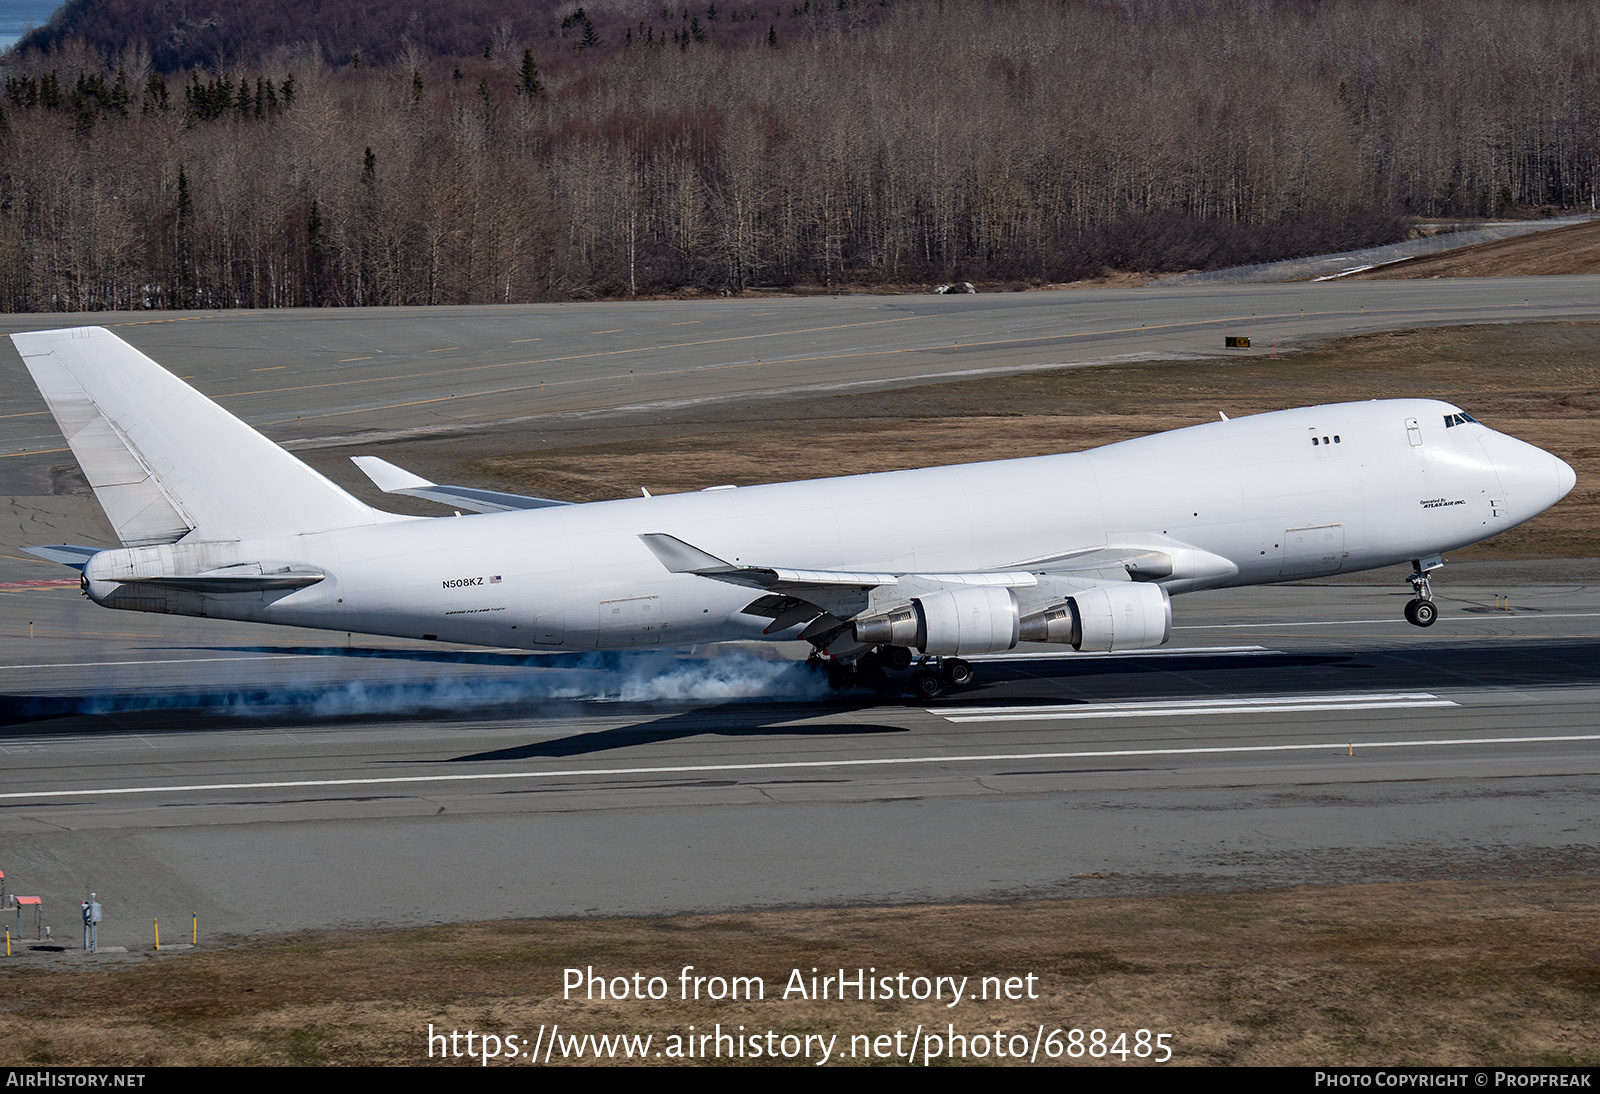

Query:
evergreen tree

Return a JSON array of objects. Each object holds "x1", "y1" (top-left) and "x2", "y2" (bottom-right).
[
  {"x1": 109, "y1": 69, "x2": 130, "y2": 117},
  {"x1": 518, "y1": 49, "x2": 544, "y2": 96},
  {"x1": 143, "y1": 72, "x2": 168, "y2": 114}
]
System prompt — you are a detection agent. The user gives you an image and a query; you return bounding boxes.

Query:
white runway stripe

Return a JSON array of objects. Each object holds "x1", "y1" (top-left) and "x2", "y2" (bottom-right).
[
  {"x1": 2, "y1": 732, "x2": 1595, "y2": 803},
  {"x1": 935, "y1": 692, "x2": 1456, "y2": 722},
  {"x1": 967, "y1": 645, "x2": 1270, "y2": 661},
  {"x1": 1176, "y1": 611, "x2": 1600, "y2": 629}
]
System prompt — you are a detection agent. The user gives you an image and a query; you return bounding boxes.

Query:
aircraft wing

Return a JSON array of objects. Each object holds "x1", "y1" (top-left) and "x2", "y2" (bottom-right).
[
  {"x1": 639, "y1": 533, "x2": 1037, "y2": 591},
  {"x1": 640, "y1": 533, "x2": 1212, "y2": 592},
  {"x1": 639, "y1": 532, "x2": 1149, "y2": 642},
  {"x1": 351, "y1": 456, "x2": 570, "y2": 514},
  {"x1": 640, "y1": 533, "x2": 1196, "y2": 653}
]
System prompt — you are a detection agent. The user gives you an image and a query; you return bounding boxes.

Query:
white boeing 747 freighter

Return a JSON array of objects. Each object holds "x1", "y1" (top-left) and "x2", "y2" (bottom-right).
[{"x1": 13, "y1": 326, "x2": 1576, "y2": 696}]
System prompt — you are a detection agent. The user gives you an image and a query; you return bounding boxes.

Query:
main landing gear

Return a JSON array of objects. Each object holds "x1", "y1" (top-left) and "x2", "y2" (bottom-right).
[
  {"x1": 809, "y1": 646, "x2": 976, "y2": 698},
  {"x1": 1403, "y1": 557, "x2": 1440, "y2": 628},
  {"x1": 910, "y1": 655, "x2": 975, "y2": 699}
]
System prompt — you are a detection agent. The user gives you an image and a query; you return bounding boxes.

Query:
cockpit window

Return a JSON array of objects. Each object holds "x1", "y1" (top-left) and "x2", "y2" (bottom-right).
[{"x1": 1443, "y1": 412, "x2": 1479, "y2": 428}]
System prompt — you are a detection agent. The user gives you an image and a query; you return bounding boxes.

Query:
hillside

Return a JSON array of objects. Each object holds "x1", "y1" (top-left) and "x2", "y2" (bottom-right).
[
  {"x1": 0, "y1": 0, "x2": 1596, "y2": 309},
  {"x1": 15, "y1": 0, "x2": 853, "y2": 73}
]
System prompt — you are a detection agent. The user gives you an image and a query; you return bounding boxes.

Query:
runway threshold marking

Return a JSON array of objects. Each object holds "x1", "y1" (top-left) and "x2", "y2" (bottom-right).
[
  {"x1": 934, "y1": 692, "x2": 1454, "y2": 723},
  {"x1": 5, "y1": 733, "x2": 1597, "y2": 803}
]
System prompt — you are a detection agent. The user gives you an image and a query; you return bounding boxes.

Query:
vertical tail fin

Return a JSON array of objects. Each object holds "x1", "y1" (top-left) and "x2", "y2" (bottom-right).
[{"x1": 13, "y1": 326, "x2": 400, "y2": 545}]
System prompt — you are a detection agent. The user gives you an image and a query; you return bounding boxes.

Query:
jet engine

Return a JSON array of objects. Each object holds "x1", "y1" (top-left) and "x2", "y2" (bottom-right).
[
  {"x1": 1019, "y1": 583, "x2": 1171, "y2": 651},
  {"x1": 853, "y1": 586, "x2": 1021, "y2": 655}
]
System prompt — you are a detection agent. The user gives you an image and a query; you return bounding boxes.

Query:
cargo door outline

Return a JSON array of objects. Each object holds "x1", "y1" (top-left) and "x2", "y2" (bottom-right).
[
  {"x1": 597, "y1": 595, "x2": 662, "y2": 648},
  {"x1": 1280, "y1": 524, "x2": 1345, "y2": 577}
]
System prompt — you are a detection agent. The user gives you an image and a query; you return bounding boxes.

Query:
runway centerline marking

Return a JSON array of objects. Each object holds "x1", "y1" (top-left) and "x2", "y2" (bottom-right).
[{"x1": 4, "y1": 732, "x2": 1595, "y2": 803}]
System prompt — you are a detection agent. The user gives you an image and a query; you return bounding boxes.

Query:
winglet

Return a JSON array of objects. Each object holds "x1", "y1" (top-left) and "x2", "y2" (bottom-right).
[
  {"x1": 638, "y1": 533, "x2": 737, "y2": 574},
  {"x1": 351, "y1": 455, "x2": 571, "y2": 513},
  {"x1": 351, "y1": 455, "x2": 434, "y2": 493}
]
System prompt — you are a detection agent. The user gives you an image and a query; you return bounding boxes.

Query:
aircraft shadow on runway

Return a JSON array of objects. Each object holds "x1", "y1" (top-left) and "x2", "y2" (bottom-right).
[
  {"x1": 1, "y1": 640, "x2": 1597, "y2": 734},
  {"x1": 446, "y1": 707, "x2": 912, "y2": 763}
]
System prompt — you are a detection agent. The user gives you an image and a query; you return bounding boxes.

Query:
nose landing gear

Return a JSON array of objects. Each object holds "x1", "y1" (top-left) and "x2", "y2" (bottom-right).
[{"x1": 1404, "y1": 556, "x2": 1442, "y2": 628}]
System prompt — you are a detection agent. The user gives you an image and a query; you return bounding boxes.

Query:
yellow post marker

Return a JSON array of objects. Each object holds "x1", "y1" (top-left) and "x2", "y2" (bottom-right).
[
  {"x1": 5, "y1": 926, "x2": 9, "y2": 956},
  {"x1": 1348, "y1": 742, "x2": 1354, "y2": 756},
  {"x1": 192, "y1": 915, "x2": 197, "y2": 945},
  {"x1": 154, "y1": 918, "x2": 160, "y2": 951}
]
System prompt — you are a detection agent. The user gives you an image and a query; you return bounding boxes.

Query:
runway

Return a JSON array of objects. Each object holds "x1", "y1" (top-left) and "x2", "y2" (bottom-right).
[
  {"x1": 0, "y1": 283, "x2": 1596, "y2": 942},
  {"x1": 4, "y1": 277, "x2": 1600, "y2": 474},
  {"x1": 0, "y1": 570, "x2": 1596, "y2": 937}
]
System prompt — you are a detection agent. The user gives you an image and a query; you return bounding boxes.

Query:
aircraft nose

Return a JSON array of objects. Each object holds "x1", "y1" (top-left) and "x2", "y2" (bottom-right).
[
  {"x1": 1554, "y1": 452, "x2": 1577, "y2": 501},
  {"x1": 1482, "y1": 431, "x2": 1576, "y2": 518}
]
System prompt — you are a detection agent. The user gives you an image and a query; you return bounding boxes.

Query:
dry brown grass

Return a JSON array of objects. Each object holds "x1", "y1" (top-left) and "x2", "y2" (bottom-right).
[
  {"x1": 467, "y1": 322, "x2": 1600, "y2": 559},
  {"x1": 1355, "y1": 218, "x2": 1600, "y2": 279},
  {"x1": 3, "y1": 879, "x2": 1596, "y2": 1066}
]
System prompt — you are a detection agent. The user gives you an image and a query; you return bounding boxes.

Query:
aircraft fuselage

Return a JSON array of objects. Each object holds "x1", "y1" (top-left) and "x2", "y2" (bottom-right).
[{"x1": 79, "y1": 398, "x2": 1574, "y2": 652}]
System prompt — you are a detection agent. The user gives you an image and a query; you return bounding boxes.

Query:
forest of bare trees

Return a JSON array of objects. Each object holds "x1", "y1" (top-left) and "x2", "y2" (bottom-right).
[{"x1": 0, "y1": 0, "x2": 1595, "y2": 311}]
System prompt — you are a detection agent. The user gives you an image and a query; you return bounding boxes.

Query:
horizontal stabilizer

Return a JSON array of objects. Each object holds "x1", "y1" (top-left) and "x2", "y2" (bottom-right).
[
  {"x1": 351, "y1": 456, "x2": 570, "y2": 514},
  {"x1": 23, "y1": 544, "x2": 101, "y2": 571},
  {"x1": 12, "y1": 327, "x2": 401, "y2": 544}
]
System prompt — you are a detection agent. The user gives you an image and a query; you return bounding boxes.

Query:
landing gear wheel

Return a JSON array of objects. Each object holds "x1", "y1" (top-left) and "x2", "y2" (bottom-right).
[
  {"x1": 912, "y1": 669, "x2": 945, "y2": 699},
  {"x1": 825, "y1": 663, "x2": 855, "y2": 690},
  {"x1": 940, "y1": 658, "x2": 974, "y2": 687},
  {"x1": 854, "y1": 653, "x2": 887, "y2": 689},
  {"x1": 879, "y1": 644, "x2": 914, "y2": 671},
  {"x1": 1404, "y1": 598, "x2": 1437, "y2": 627}
]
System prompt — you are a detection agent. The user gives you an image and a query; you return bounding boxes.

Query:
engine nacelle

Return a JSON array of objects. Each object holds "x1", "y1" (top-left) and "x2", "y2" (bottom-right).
[
  {"x1": 1020, "y1": 582, "x2": 1170, "y2": 652},
  {"x1": 853, "y1": 586, "x2": 1020, "y2": 655}
]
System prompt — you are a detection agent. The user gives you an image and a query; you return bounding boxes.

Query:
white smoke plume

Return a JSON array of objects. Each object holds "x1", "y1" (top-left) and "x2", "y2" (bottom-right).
[{"x1": 41, "y1": 648, "x2": 837, "y2": 721}]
